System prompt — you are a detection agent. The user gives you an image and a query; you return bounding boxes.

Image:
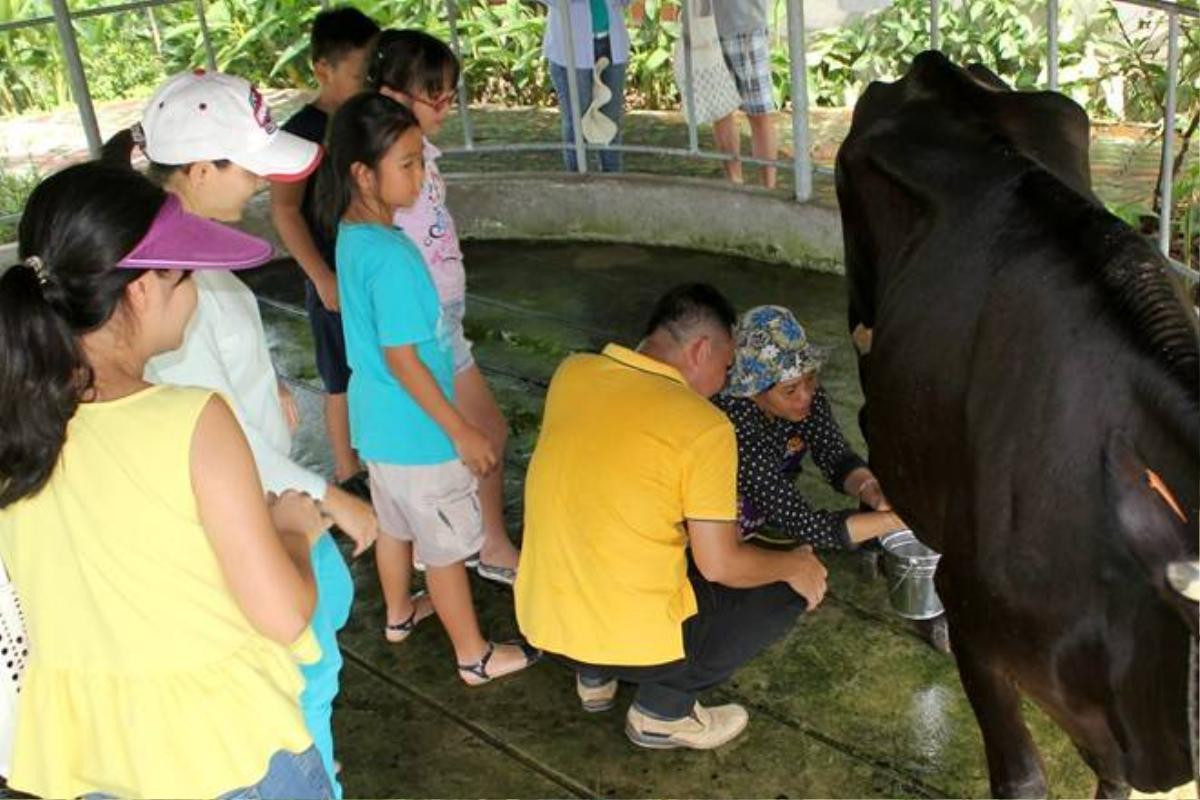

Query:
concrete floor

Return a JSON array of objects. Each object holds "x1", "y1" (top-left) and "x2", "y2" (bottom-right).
[{"x1": 243, "y1": 241, "x2": 1100, "y2": 798}]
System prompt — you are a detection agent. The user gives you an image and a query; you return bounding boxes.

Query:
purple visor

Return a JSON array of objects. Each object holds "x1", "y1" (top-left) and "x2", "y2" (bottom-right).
[{"x1": 116, "y1": 194, "x2": 273, "y2": 271}]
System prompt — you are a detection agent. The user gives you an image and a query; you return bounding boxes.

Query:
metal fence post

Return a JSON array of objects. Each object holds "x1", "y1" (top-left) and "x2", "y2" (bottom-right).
[
  {"x1": 680, "y1": 0, "x2": 698, "y2": 154},
  {"x1": 194, "y1": 0, "x2": 217, "y2": 71},
  {"x1": 1047, "y1": 0, "x2": 1059, "y2": 90},
  {"x1": 1158, "y1": 10, "x2": 1179, "y2": 256},
  {"x1": 786, "y1": 0, "x2": 811, "y2": 202},
  {"x1": 445, "y1": 0, "x2": 475, "y2": 150},
  {"x1": 930, "y1": 0, "x2": 940, "y2": 51},
  {"x1": 556, "y1": 0, "x2": 587, "y2": 173},
  {"x1": 50, "y1": 0, "x2": 103, "y2": 158}
]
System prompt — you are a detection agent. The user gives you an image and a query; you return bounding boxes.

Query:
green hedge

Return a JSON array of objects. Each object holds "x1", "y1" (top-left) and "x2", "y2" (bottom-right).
[{"x1": 0, "y1": 0, "x2": 1193, "y2": 125}]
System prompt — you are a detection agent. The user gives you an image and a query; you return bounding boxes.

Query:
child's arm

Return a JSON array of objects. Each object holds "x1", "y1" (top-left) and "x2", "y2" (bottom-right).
[
  {"x1": 384, "y1": 344, "x2": 497, "y2": 476},
  {"x1": 191, "y1": 395, "x2": 320, "y2": 645},
  {"x1": 270, "y1": 180, "x2": 339, "y2": 312}
]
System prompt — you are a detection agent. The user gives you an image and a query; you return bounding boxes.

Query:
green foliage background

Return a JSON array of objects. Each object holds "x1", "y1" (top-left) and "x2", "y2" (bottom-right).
[
  {"x1": 0, "y1": 0, "x2": 1194, "y2": 258},
  {"x1": 0, "y1": 0, "x2": 1193, "y2": 125}
]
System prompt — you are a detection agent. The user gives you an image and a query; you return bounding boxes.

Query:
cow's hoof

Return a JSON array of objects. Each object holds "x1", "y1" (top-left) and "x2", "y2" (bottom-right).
[
  {"x1": 914, "y1": 615, "x2": 952, "y2": 655},
  {"x1": 993, "y1": 777, "x2": 1049, "y2": 798},
  {"x1": 1094, "y1": 779, "x2": 1130, "y2": 799}
]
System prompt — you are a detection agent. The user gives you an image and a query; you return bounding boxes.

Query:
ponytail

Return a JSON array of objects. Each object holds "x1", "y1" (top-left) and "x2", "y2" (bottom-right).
[
  {"x1": 100, "y1": 127, "x2": 138, "y2": 168},
  {"x1": 99, "y1": 126, "x2": 231, "y2": 183},
  {"x1": 0, "y1": 263, "x2": 87, "y2": 507},
  {"x1": 314, "y1": 92, "x2": 419, "y2": 240},
  {"x1": 0, "y1": 162, "x2": 161, "y2": 507}
]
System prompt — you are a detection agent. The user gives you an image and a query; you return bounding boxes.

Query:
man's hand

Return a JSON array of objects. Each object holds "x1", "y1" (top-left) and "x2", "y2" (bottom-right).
[{"x1": 787, "y1": 545, "x2": 828, "y2": 610}]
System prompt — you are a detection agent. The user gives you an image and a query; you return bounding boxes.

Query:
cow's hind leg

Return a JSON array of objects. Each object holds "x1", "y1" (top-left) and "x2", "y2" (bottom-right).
[
  {"x1": 952, "y1": 626, "x2": 1048, "y2": 798},
  {"x1": 1093, "y1": 777, "x2": 1130, "y2": 799}
]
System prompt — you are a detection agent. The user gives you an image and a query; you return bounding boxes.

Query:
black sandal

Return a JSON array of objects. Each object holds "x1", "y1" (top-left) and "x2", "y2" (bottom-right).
[
  {"x1": 383, "y1": 591, "x2": 432, "y2": 643},
  {"x1": 457, "y1": 640, "x2": 541, "y2": 686}
]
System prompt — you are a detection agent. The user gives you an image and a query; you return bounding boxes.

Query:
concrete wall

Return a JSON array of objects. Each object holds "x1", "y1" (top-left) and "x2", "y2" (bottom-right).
[
  {"x1": 5, "y1": 172, "x2": 845, "y2": 271},
  {"x1": 439, "y1": 172, "x2": 845, "y2": 272}
]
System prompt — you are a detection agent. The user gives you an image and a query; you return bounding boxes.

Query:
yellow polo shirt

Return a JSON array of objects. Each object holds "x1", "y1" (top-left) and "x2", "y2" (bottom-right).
[{"x1": 515, "y1": 344, "x2": 737, "y2": 665}]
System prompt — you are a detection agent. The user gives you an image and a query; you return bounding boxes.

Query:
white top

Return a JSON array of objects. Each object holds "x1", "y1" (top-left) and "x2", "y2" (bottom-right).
[{"x1": 145, "y1": 270, "x2": 328, "y2": 499}]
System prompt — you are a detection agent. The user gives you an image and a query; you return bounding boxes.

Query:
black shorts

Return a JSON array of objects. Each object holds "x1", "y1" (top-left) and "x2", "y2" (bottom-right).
[{"x1": 305, "y1": 279, "x2": 351, "y2": 395}]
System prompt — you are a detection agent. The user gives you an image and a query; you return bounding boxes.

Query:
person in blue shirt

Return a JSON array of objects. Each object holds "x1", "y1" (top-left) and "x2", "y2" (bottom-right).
[{"x1": 315, "y1": 92, "x2": 540, "y2": 686}]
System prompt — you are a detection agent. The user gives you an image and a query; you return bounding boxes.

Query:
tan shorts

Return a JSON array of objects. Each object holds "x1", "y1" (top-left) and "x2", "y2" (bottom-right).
[{"x1": 367, "y1": 460, "x2": 484, "y2": 567}]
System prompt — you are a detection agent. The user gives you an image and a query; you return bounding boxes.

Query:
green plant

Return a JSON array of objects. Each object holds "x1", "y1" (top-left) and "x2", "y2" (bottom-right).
[{"x1": 0, "y1": 163, "x2": 41, "y2": 242}]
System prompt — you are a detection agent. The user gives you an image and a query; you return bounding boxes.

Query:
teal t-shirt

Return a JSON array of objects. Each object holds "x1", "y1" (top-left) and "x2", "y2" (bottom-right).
[
  {"x1": 589, "y1": 0, "x2": 609, "y2": 35},
  {"x1": 336, "y1": 222, "x2": 456, "y2": 465}
]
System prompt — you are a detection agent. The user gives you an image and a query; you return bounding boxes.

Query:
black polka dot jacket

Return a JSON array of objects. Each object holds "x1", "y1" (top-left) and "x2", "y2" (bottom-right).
[{"x1": 712, "y1": 390, "x2": 867, "y2": 549}]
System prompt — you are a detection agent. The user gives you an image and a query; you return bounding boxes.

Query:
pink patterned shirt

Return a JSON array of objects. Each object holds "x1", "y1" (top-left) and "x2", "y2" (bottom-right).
[{"x1": 392, "y1": 138, "x2": 465, "y2": 304}]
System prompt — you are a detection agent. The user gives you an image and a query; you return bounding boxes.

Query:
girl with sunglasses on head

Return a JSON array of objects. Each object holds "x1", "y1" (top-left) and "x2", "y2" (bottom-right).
[{"x1": 369, "y1": 29, "x2": 521, "y2": 587}]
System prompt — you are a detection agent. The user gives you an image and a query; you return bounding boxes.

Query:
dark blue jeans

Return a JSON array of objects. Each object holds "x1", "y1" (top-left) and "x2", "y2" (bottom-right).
[
  {"x1": 572, "y1": 557, "x2": 806, "y2": 719},
  {"x1": 548, "y1": 35, "x2": 626, "y2": 173}
]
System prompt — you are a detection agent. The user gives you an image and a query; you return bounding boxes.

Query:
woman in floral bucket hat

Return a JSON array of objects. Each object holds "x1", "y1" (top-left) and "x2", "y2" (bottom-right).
[
  {"x1": 715, "y1": 304, "x2": 905, "y2": 548},
  {"x1": 712, "y1": 305, "x2": 951, "y2": 652}
]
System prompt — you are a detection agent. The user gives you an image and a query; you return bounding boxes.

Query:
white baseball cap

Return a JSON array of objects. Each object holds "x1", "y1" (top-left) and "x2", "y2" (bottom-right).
[{"x1": 136, "y1": 70, "x2": 321, "y2": 182}]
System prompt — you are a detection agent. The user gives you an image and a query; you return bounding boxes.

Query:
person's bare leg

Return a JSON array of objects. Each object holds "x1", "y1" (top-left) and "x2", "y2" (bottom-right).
[
  {"x1": 748, "y1": 112, "x2": 778, "y2": 189},
  {"x1": 377, "y1": 534, "x2": 421, "y2": 625},
  {"x1": 327, "y1": 393, "x2": 359, "y2": 482},
  {"x1": 454, "y1": 365, "x2": 519, "y2": 570},
  {"x1": 426, "y1": 563, "x2": 532, "y2": 675},
  {"x1": 712, "y1": 113, "x2": 743, "y2": 183}
]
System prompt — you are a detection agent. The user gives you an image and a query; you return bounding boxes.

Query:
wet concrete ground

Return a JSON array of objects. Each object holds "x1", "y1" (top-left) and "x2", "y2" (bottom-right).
[{"x1": 243, "y1": 241, "x2": 1101, "y2": 798}]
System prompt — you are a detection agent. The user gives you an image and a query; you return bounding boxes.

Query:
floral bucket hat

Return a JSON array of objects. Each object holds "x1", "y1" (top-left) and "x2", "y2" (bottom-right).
[{"x1": 726, "y1": 305, "x2": 830, "y2": 398}]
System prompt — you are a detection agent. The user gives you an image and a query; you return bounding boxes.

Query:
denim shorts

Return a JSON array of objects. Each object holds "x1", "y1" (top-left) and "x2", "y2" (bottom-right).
[
  {"x1": 220, "y1": 746, "x2": 332, "y2": 800},
  {"x1": 443, "y1": 298, "x2": 474, "y2": 374}
]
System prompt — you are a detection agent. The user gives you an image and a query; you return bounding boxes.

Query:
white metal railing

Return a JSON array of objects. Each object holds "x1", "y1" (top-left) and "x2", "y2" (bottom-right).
[{"x1": 6, "y1": 0, "x2": 1198, "y2": 277}]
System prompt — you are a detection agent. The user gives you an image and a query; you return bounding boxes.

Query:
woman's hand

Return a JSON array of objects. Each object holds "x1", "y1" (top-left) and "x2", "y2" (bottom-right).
[
  {"x1": 454, "y1": 424, "x2": 498, "y2": 478},
  {"x1": 277, "y1": 379, "x2": 300, "y2": 435},
  {"x1": 267, "y1": 490, "x2": 326, "y2": 545},
  {"x1": 846, "y1": 469, "x2": 890, "y2": 511},
  {"x1": 321, "y1": 484, "x2": 379, "y2": 557},
  {"x1": 859, "y1": 480, "x2": 891, "y2": 511}
]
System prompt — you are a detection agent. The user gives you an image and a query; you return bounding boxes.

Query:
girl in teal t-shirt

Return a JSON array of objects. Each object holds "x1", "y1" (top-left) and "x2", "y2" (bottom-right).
[{"x1": 316, "y1": 93, "x2": 540, "y2": 686}]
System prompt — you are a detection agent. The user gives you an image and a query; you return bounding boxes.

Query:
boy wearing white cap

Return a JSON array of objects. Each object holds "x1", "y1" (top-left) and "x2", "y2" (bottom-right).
[{"x1": 103, "y1": 69, "x2": 377, "y2": 799}]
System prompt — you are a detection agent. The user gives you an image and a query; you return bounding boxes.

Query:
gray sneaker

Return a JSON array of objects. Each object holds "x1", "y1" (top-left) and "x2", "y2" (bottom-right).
[
  {"x1": 625, "y1": 702, "x2": 749, "y2": 750},
  {"x1": 576, "y1": 674, "x2": 618, "y2": 713}
]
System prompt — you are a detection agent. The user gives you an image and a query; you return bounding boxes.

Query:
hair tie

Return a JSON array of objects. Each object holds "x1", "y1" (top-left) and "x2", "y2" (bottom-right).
[{"x1": 23, "y1": 255, "x2": 50, "y2": 287}]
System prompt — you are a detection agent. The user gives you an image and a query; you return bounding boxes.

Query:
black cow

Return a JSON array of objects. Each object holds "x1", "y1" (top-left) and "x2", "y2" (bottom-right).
[{"x1": 835, "y1": 51, "x2": 1199, "y2": 797}]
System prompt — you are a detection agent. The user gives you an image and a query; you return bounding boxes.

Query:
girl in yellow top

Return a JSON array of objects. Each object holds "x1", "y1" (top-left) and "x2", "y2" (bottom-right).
[{"x1": 0, "y1": 162, "x2": 332, "y2": 798}]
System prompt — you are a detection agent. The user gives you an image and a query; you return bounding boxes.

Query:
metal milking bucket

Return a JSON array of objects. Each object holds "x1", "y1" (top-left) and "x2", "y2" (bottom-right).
[{"x1": 880, "y1": 530, "x2": 945, "y2": 620}]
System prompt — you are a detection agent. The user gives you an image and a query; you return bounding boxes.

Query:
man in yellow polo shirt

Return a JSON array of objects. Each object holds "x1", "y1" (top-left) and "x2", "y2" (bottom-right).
[{"x1": 515, "y1": 283, "x2": 829, "y2": 750}]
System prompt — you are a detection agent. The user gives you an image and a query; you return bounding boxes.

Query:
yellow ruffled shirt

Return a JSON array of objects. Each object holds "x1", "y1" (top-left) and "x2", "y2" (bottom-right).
[{"x1": 0, "y1": 385, "x2": 317, "y2": 798}]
